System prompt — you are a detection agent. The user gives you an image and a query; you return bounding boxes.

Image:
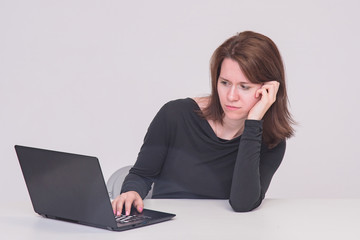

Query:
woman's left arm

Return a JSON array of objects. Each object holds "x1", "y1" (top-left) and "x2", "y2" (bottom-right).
[
  {"x1": 229, "y1": 80, "x2": 284, "y2": 212},
  {"x1": 229, "y1": 123, "x2": 285, "y2": 212}
]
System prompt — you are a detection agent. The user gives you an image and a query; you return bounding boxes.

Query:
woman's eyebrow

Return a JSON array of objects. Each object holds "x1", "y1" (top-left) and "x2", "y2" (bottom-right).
[
  {"x1": 219, "y1": 76, "x2": 250, "y2": 84},
  {"x1": 219, "y1": 77, "x2": 229, "y2": 81}
]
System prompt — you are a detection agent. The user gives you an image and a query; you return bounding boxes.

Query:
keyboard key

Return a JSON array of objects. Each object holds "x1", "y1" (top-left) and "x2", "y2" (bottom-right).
[{"x1": 115, "y1": 214, "x2": 151, "y2": 224}]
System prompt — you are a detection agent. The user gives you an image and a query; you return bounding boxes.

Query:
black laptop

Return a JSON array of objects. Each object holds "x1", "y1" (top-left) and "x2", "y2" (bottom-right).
[{"x1": 15, "y1": 145, "x2": 175, "y2": 231}]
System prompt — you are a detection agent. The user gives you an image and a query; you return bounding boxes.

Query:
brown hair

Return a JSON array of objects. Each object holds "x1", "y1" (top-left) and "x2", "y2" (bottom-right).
[{"x1": 202, "y1": 31, "x2": 295, "y2": 148}]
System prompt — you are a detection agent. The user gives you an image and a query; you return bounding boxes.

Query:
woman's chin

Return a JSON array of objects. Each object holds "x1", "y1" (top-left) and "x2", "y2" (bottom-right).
[{"x1": 223, "y1": 113, "x2": 248, "y2": 122}]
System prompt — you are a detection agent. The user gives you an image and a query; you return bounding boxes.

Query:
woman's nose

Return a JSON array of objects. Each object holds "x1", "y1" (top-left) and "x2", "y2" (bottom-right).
[{"x1": 227, "y1": 86, "x2": 239, "y2": 101}]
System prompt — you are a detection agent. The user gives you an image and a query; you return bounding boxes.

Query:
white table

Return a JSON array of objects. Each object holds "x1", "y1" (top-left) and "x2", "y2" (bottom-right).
[{"x1": 1, "y1": 198, "x2": 360, "y2": 240}]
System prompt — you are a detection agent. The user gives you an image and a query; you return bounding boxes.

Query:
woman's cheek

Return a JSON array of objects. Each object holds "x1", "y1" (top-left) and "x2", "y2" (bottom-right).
[{"x1": 249, "y1": 94, "x2": 261, "y2": 109}]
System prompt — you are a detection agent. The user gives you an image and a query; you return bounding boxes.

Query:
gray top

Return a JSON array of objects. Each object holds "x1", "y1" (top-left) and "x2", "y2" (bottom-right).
[{"x1": 121, "y1": 98, "x2": 285, "y2": 211}]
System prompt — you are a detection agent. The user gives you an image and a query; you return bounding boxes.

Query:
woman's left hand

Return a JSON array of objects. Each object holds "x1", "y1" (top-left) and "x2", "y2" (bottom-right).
[{"x1": 247, "y1": 81, "x2": 280, "y2": 120}]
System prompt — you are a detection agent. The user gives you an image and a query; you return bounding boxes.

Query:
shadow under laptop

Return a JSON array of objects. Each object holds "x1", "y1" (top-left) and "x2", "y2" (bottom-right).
[
  {"x1": 4, "y1": 214, "x2": 115, "y2": 235},
  {"x1": 35, "y1": 216, "x2": 117, "y2": 233}
]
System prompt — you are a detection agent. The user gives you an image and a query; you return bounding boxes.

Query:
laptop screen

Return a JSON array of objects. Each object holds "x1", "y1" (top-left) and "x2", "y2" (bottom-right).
[{"x1": 15, "y1": 145, "x2": 117, "y2": 228}]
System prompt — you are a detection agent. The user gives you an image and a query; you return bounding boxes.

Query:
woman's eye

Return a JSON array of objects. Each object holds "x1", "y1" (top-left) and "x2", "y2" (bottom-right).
[
  {"x1": 240, "y1": 84, "x2": 250, "y2": 90},
  {"x1": 220, "y1": 80, "x2": 229, "y2": 86}
]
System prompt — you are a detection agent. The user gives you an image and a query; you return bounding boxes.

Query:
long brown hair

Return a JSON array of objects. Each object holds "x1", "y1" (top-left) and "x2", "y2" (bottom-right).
[{"x1": 202, "y1": 31, "x2": 295, "y2": 148}]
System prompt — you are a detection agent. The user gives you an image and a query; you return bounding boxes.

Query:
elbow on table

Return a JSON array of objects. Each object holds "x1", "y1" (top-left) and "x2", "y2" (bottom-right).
[{"x1": 229, "y1": 198, "x2": 262, "y2": 212}]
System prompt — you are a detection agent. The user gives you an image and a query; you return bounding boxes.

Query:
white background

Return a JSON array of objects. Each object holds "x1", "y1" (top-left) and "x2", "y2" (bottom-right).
[{"x1": 1, "y1": 0, "x2": 359, "y2": 204}]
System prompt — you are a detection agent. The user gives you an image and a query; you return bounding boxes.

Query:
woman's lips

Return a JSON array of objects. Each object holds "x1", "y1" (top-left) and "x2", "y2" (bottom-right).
[{"x1": 225, "y1": 105, "x2": 240, "y2": 110}]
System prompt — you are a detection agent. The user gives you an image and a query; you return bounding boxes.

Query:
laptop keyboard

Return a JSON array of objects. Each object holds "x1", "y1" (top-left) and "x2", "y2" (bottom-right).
[{"x1": 115, "y1": 214, "x2": 151, "y2": 224}]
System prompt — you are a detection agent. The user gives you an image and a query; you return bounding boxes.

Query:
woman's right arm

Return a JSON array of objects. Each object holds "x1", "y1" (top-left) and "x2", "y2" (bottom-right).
[{"x1": 111, "y1": 102, "x2": 172, "y2": 216}]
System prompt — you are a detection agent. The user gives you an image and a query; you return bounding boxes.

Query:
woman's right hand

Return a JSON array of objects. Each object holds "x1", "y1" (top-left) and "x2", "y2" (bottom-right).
[{"x1": 111, "y1": 191, "x2": 144, "y2": 216}]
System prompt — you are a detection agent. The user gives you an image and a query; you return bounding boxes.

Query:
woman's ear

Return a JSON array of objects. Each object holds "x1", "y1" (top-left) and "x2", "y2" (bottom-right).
[{"x1": 255, "y1": 85, "x2": 263, "y2": 98}]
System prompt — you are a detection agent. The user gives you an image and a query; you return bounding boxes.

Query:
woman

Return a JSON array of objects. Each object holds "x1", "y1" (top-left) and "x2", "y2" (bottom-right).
[{"x1": 112, "y1": 31, "x2": 295, "y2": 216}]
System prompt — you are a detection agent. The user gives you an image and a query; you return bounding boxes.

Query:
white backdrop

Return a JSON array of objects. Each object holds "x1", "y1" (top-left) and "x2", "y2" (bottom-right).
[{"x1": 1, "y1": 0, "x2": 359, "y2": 204}]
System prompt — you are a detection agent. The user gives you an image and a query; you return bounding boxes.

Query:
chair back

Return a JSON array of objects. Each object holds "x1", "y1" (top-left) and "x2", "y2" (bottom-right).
[{"x1": 106, "y1": 165, "x2": 153, "y2": 199}]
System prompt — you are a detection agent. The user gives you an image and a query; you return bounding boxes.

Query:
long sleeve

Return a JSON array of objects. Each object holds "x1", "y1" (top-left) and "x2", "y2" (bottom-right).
[
  {"x1": 229, "y1": 120, "x2": 286, "y2": 212},
  {"x1": 121, "y1": 103, "x2": 171, "y2": 198}
]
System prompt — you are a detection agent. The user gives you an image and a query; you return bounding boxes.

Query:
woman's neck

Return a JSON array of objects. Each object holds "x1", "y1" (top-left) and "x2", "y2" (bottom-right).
[
  {"x1": 192, "y1": 96, "x2": 246, "y2": 140},
  {"x1": 216, "y1": 117, "x2": 245, "y2": 140}
]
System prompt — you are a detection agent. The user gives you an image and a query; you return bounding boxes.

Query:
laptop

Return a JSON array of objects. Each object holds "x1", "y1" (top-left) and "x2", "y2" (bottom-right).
[{"x1": 15, "y1": 145, "x2": 175, "y2": 231}]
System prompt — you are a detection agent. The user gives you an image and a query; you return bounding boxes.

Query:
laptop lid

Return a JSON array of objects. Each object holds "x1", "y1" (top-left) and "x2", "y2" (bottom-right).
[{"x1": 15, "y1": 145, "x2": 175, "y2": 231}]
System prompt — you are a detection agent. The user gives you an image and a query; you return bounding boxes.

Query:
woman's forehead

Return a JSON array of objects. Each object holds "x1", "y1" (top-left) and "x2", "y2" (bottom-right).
[{"x1": 219, "y1": 59, "x2": 250, "y2": 83}]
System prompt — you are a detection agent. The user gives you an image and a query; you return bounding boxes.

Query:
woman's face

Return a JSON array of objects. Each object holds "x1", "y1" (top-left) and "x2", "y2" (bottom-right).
[{"x1": 217, "y1": 58, "x2": 262, "y2": 121}]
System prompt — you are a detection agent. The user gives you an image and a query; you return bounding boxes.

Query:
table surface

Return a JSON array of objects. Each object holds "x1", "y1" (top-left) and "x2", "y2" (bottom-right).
[{"x1": 1, "y1": 198, "x2": 360, "y2": 240}]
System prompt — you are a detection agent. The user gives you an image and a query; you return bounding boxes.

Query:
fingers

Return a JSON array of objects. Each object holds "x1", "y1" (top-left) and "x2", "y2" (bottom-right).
[
  {"x1": 111, "y1": 194, "x2": 125, "y2": 216},
  {"x1": 134, "y1": 197, "x2": 144, "y2": 213},
  {"x1": 248, "y1": 81, "x2": 279, "y2": 120},
  {"x1": 258, "y1": 81, "x2": 280, "y2": 103},
  {"x1": 268, "y1": 81, "x2": 280, "y2": 101},
  {"x1": 255, "y1": 87, "x2": 266, "y2": 99},
  {"x1": 124, "y1": 197, "x2": 133, "y2": 216},
  {"x1": 111, "y1": 191, "x2": 143, "y2": 216}
]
